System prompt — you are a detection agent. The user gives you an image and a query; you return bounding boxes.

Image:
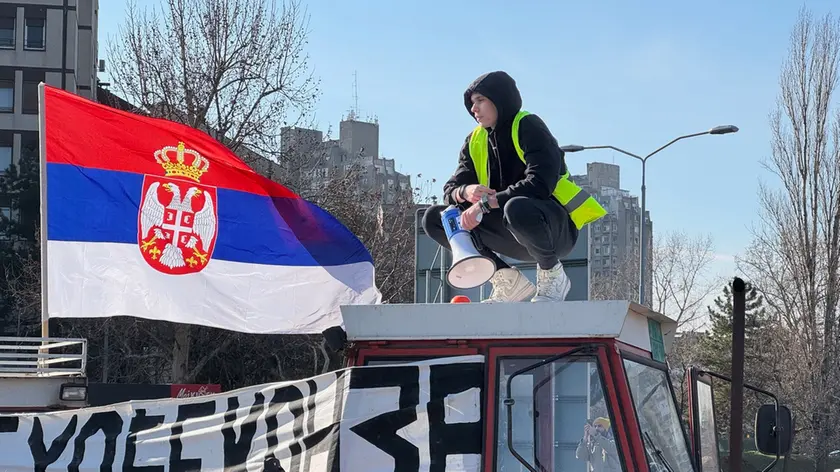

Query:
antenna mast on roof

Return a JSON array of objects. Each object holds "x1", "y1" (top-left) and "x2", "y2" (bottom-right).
[
  {"x1": 347, "y1": 71, "x2": 359, "y2": 121},
  {"x1": 354, "y1": 71, "x2": 359, "y2": 118}
]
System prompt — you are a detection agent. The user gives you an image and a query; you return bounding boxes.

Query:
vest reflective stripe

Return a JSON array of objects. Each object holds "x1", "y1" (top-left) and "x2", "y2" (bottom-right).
[
  {"x1": 469, "y1": 128, "x2": 490, "y2": 192},
  {"x1": 468, "y1": 110, "x2": 607, "y2": 230}
]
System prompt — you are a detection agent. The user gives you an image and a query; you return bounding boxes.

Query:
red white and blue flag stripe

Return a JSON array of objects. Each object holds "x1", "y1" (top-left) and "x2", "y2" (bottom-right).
[{"x1": 39, "y1": 84, "x2": 380, "y2": 334}]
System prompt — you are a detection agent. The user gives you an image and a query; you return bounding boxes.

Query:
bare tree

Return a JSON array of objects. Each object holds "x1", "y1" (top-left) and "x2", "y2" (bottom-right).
[
  {"x1": 589, "y1": 251, "x2": 639, "y2": 301},
  {"x1": 107, "y1": 0, "x2": 321, "y2": 383},
  {"x1": 108, "y1": 0, "x2": 318, "y2": 156},
  {"x1": 738, "y1": 7, "x2": 840, "y2": 466},
  {"x1": 651, "y1": 231, "x2": 719, "y2": 329},
  {"x1": 317, "y1": 172, "x2": 432, "y2": 304},
  {"x1": 1, "y1": 251, "x2": 40, "y2": 336},
  {"x1": 591, "y1": 230, "x2": 719, "y2": 330},
  {"x1": 666, "y1": 331, "x2": 704, "y2": 418}
]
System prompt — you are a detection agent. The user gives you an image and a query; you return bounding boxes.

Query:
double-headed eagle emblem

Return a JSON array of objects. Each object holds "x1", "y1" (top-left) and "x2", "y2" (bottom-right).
[{"x1": 138, "y1": 142, "x2": 218, "y2": 274}]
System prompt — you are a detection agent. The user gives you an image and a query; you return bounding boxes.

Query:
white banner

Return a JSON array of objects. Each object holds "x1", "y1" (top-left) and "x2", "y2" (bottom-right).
[{"x1": 0, "y1": 356, "x2": 484, "y2": 472}]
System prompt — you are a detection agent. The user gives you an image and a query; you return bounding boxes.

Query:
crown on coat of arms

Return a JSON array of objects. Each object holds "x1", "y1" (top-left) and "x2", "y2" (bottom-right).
[{"x1": 154, "y1": 142, "x2": 210, "y2": 182}]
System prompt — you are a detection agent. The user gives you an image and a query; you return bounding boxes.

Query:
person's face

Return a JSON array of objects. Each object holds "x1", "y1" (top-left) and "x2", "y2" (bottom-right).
[
  {"x1": 470, "y1": 93, "x2": 497, "y2": 128},
  {"x1": 595, "y1": 424, "x2": 607, "y2": 435}
]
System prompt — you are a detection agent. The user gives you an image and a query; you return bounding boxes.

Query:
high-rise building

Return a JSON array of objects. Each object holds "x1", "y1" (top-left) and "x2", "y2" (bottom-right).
[
  {"x1": 572, "y1": 162, "x2": 653, "y2": 301},
  {"x1": 339, "y1": 117, "x2": 378, "y2": 160},
  {"x1": 0, "y1": 0, "x2": 99, "y2": 231},
  {"x1": 280, "y1": 116, "x2": 412, "y2": 204}
]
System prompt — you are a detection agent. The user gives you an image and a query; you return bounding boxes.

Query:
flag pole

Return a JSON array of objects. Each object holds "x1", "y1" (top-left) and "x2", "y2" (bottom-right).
[{"x1": 38, "y1": 82, "x2": 48, "y2": 340}]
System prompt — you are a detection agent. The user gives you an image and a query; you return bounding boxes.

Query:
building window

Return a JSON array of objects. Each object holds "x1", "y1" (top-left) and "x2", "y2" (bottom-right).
[
  {"x1": 20, "y1": 132, "x2": 38, "y2": 162},
  {"x1": 0, "y1": 16, "x2": 14, "y2": 48},
  {"x1": 0, "y1": 78, "x2": 12, "y2": 113},
  {"x1": 22, "y1": 70, "x2": 44, "y2": 114},
  {"x1": 24, "y1": 17, "x2": 45, "y2": 50},
  {"x1": 0, "y1": 145, "x2": 10, "y2": 173}
]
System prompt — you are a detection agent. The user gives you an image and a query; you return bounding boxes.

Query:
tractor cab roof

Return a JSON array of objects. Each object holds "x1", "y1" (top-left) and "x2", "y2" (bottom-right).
[{"x1": 340, "y1": 300, "x2": 677, "y2": 355}]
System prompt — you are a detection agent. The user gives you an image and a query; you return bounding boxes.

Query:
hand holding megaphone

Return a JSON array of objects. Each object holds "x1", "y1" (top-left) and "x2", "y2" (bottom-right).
[
  {"x1": 441, "y1": 205, "x2": 497, "y2": 289},
  {"x1": 460, "y1": 190, "x2": 497, "y2": 230},
  {"x1": 460, "y1": 204, "x2": 484, "y2": 230}
]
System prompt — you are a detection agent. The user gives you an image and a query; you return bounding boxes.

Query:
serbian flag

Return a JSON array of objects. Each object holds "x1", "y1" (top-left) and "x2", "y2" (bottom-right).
[{"x1": 38, "y1": 84, "x2": 381, "y2": 334}]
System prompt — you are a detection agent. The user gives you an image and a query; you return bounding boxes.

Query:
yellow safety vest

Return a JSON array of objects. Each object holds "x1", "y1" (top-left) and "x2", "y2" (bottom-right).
[{"x1": 468, "y1": 110, "x2": 607, "y2": 230}]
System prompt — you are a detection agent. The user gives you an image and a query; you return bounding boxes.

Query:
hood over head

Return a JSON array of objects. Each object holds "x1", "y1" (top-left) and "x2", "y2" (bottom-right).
[{"x1": 463, "y1": 71, "x2": 522, "y2": 127}]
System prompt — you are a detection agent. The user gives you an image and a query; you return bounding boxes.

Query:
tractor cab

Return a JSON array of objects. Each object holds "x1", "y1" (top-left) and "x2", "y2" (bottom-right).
[{"x1": 339, "y1": 300, "x2": 792, "y2": 472}]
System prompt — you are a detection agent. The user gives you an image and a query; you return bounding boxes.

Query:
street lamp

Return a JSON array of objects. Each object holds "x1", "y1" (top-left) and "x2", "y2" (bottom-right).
[{"x1": 560, "y1": 124, "x2": 738, "y2": 306}]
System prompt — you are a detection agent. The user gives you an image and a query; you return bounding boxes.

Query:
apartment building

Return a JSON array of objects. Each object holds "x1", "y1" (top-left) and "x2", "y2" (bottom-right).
[
  {"x1": 572, "y1": 162, "x2": 653, "y2": 300},
  {"x1": 0, "y1": 0, "x2": 98, "y2": 223},
  {"x1": 281, "y1": 116, "x2": 412, "y2": 205}
]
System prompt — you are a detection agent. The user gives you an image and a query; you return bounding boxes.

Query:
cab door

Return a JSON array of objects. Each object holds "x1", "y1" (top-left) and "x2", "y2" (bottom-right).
[{"x1": 485, "y1": 343, "x2": 635, "y2": 472}]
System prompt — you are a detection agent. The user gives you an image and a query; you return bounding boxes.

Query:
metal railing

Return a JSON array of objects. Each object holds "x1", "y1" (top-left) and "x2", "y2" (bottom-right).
[
  {"x1": 424, "y1": 246, "x2": 445, "y2": 303},
  {"x1": 0, "y1": 336, "x2": 87, "y2": 377}
]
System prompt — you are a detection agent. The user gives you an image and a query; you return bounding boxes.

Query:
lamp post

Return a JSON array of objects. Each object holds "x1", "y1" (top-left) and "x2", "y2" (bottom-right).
[{"x1": 561, "y1": 124, "x2": 739, "y2": 306}]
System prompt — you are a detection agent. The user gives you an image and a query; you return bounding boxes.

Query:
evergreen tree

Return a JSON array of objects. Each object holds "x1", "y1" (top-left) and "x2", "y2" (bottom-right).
[
  {"x1": 698, "y1": 281, "x2": 770, "y2": 449},
  {"x1": 702, "y1": 281, "x2": 768, "y2": 376}
]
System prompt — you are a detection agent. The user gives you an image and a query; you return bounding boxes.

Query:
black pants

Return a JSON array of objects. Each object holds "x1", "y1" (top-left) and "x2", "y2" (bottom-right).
[{"x1": 422, "y1": 196, "x2": 579, "y2": 270}]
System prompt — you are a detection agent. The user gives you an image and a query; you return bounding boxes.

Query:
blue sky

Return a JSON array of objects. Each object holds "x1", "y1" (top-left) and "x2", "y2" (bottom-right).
[{"x1": 97, "y1": 0, "x2": 838, "y2": 312}]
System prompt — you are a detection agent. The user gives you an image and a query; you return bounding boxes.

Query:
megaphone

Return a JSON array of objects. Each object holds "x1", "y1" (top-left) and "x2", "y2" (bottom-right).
[{"x1": 441, "y1": 205, "x2": 497, "y2": 289}]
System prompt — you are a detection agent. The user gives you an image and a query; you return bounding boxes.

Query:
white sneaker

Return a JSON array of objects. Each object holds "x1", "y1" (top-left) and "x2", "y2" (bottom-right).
[
  {"x1": 531, "y1": 261, "x2": 571, "y2": 302},
  {"x1": 482, "y1": 268, "x2": 536, "y2": 303}
]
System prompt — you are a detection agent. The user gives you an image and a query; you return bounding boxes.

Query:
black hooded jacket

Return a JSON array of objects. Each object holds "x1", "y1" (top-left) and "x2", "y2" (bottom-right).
[{"x1": 442, "y1": 71, "x2": 567, "y2": 210}]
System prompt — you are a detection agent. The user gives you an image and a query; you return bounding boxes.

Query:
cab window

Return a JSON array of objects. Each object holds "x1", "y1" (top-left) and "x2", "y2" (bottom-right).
[
  {"x1": 695, "y1": 380, "x2": 722, "y2": 472},
  {"x1": 495, "y1": 354, "x2": 625, "y2": 472},
  {"x1": 623, "y1": 356, "x2": 695, "y2": 472}
]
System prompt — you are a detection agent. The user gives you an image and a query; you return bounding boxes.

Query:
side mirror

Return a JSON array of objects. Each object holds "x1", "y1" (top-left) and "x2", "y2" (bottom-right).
[{"x1": 754, "y1": 404, "x2": 793, "y2": 456}]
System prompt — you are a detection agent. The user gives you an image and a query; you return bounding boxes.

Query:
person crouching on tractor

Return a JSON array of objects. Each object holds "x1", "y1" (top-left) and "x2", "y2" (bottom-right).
[{"x1": 422, "y1": 71, "x2": 606, "y2": 303}]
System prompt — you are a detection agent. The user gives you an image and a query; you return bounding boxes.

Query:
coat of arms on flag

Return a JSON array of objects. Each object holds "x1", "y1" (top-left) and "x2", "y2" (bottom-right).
[{"x1": 138, "y1": 141, "x2": 218, "y2": 275}]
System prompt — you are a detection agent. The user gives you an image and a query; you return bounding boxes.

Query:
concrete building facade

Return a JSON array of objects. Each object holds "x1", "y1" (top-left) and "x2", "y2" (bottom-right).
[
  {"x1": 0, "y1": 0, "x2": 98, "y2": 225},
  {"x1": 572, "y1": 162, "x2": 653, "y2": 301}
]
